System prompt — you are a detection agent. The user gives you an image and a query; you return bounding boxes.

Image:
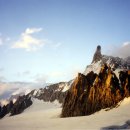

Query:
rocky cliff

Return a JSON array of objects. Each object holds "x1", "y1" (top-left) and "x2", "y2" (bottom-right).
[
  {"x1": 0, "y1": 80, "x2": 72, "y2": 118},
  {"x1": 1, "y1": 45, "x2": 130, "y2": 119},
  {"x1": 0, "y1": 93, "x2": 32, "y2": 118},
  {"x1": 62, "y1": 64, "x2": 130, "y2": 117},
  {"x1": 92, "y1": 45, "x2": 102, "y2": 63},
  {"x1": 62, "y1": 45, "x2": 130, "y2": 117},
  {"x1": 33, "y1": 81, "x2": 72, "y2": 104}
]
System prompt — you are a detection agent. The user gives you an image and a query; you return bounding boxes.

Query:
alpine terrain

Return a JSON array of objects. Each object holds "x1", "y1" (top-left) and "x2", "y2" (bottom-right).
[{"x1": 0, "y1": 45, "x2": 130, "y2": 130}]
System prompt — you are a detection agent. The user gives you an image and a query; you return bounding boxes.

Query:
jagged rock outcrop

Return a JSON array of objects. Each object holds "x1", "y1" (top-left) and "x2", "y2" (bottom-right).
[
  {"x1": 125, "y1": 56, "x2": 130, "y2": 66},
  {"x1": 84, "y1": 45, "x2": 130, "y2": 76},
  {"x1": 61, "y1": 64, "x2": 130, "y2": 117},
  {"x1": 0, "y1": 105, "x2": 8, "y2": 118},
  {"x1": 0, "y1": 80, "x2": 72, "y2": 119},
  {"x1": 0, "y1": 100, "x2": 14, "y2": 118},
  {"x1": 33, "y1": 81, "x2": 72, "y2": 104},
  {"x1": 0, "y1": 94, "x2": 32, "y2": 118},
  {"x1": 92, "y1": 45, "x2": 102, "y2": 63},
  {"x1": 10, "y1": 94, "x2": 32, "y2": 116},
  {"x1": 102, "y1": 55, "x2": 130, "y2": 70}
]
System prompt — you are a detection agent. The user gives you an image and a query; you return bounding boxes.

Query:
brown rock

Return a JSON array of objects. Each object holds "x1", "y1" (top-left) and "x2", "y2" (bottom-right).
[
  {"x1": 61, "y1": 64, "x2": 130, "y2": 117},
  {"x1": 92, "y1": 45, "x2": 102, "y2": 63}
]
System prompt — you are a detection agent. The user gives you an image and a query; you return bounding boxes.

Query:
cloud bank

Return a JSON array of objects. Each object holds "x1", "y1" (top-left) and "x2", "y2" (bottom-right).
[
  {"x1": 105, "y1": 42, "x2": 130, "y2": 58},
  {"x1": 118, "y1": 42, "x2": 130, "y2": 58}
]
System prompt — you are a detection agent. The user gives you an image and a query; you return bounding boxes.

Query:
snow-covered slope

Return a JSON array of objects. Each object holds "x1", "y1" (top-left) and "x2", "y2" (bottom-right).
[
  {"x1": 85, "y1": 45, "x2": 129, "y2": 75},
  {"x1": 84, "y1": 54, "x2": 130, "y2": 77},
  {"x1": 102, "y1": 55, "x2": 130, "y2": 70},
  {"x1": 84, "y1": 60, "x2": 102, "y2": 75},
  {"x1": 33, "y1": 80, "x2": 73, "y2": 104},
  {"x1": 1, "y1": 45, "x2": 130, "y2": 129},
  {"x1": 0, "y1": 97, "x2": 130, "y2": 130},
  {"x1": 0, "y1": 82, "x2": 48, "y2": 106},
  {"x1": 0, "y1": 80, "x2": 73, "y2": 118}
]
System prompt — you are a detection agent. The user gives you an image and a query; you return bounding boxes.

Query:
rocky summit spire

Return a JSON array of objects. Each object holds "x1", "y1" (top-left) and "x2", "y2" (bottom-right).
[{"x1": 92, "y1": 45, "x2": 102, "y2": 63}]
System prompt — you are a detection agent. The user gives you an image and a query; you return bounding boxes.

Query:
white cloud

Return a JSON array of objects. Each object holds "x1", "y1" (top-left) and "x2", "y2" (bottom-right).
[
  {"x1": 105, "y1": 42, "x2": 130, "y2": 58},
  {"x1": 122, "y1": 42, "x2": 130, "y2": 47},
  {"x1": 115, "y1": 42, "x2": 130, "y2": 58},
  {"x1": 0, "y1": 99, "x2": 9, "y2": 106},
  {"x1": 25, "y1": 28, "x2": 42, "y2": 34},
  {"x1": 0, "y1": 82, "x2": 36, "y2": 99},
  {"x1": 0, "y1": 83, "x2": 8, "y2": 95},
  {"x1": 12, "y1": 28, "x2": 47, "y2": 51}
]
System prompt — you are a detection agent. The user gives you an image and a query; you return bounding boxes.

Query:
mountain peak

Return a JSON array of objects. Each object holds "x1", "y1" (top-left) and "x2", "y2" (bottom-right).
[
  {"x1": 92, "y1": 45, "x2": 102, "y2": 63},
  {"x1": 62, "y1": 45, "x2": 130, "y2": 117},
  {"x1": 62, "y1": 63, "x2": 130, "y2": 117}
]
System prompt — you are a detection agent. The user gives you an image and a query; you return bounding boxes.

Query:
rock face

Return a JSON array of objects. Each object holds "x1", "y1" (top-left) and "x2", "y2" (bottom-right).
[
  {"x1": 10, "y1": 94, "x2": 32, "y2": 116},
  {"x1": 102, "y1": 55, "x2": 130, "y2": 70},
  {"x1": 125, "y1": 56, "x2": 130, "y2": 66},
  {"x1": 0, "y1": 101, "x2": 14, "y2": 118},
  {"x1": 33, "y1": 81, "x2": 72, "y2": 104},
  {"x1": 84, "y1": 51, "x2": 130, "y2": 76},
  {"x1": 61, "y1": 64, "x2": 130, "y2": 117},
  {"x1": 1, "y1": 46, "x2": 130, "y2": 119},
  {"x1": 0, "y1": 80, "x2": 72, "y2": 119},
  {"x1": 0, "y1": 94, "x2": 32, "y2": 118},
  {"x1": 92, "y1": 45, "x2": 102, "y2": 63}
]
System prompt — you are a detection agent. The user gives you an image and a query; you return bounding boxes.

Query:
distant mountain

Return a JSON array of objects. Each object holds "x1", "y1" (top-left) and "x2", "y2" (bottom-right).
[
  {"x1": 33, "y1": 80, "x2": 73, "y2": 103},
  {"x1": 0, "y1": 82, "x2": 49, "y2": 106},
  {"x1": 102, "y1": 55, "x2": 130, "y2": 70},
  {"x1": 0, "y1": 80, "x2": 72, "y2": 118}
]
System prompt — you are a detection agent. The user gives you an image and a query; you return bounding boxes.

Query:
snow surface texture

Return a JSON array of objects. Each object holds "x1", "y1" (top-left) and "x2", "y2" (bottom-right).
[
  {"x1": 62, "y1": 81, "x2": 73, "y2": 92},
  {"x1": 0, "y1": 97, "x2": 130, "y2": 130},
  {"x1": 84, "y1": 60, "x2": 102, "y2": 75},
  {"x1": 83, "y1": 58, "x2": 125, "y2": 80},
  {"x1": 84, "y1": 54, "x2": 130, "y2": 78}
]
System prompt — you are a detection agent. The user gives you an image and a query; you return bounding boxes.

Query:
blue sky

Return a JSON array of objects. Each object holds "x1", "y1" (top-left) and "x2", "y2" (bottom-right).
[{"x1": 0, "y1": 0, "x2": 130, "y2": 83}]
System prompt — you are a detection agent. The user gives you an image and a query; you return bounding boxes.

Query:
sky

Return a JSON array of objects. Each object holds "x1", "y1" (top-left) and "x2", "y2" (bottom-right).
[{"x1": 0, "y1": 0, "x2": 130, "y2": 83}]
